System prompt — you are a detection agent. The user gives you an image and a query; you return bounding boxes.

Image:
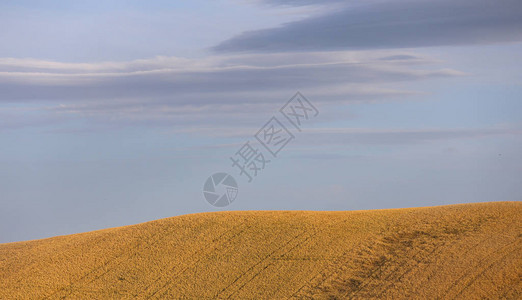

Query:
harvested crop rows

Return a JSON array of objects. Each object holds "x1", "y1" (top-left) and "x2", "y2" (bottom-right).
[{"x1": 0, "y1": 202, "x2": 520, "y2": 299}]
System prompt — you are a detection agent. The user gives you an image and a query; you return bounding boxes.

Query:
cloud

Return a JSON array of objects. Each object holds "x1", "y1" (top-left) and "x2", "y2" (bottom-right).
[
  {"x1": 253, "y1": 0, "x2": 355, "y2": 7},
  {"x1": 300, "y1": 127, "x2": 522, "y2": 145},
  {"x1": 0, "y1": 52, "x2": 462, "y2": 102},
  {"x1": 214, "y1": 0, "x2": 522, "y2": 53},
  {"x1": 172, "y1": 126, "x2": 521, "y2": 145},
  {"x1": 0, "y1": 51, "x2": 464, "y2": 129},
  {"x1": 379, "y1": 55, "x2": 420, "y2": 61}
]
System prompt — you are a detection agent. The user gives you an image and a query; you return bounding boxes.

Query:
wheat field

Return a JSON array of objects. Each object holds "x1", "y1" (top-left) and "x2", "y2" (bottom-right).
[{"x1": 0, "y1": 201, "x2": 520, "y2": 299}]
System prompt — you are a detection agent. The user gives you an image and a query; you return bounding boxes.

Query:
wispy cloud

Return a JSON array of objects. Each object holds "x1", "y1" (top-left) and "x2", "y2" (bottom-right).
[
  {"x1": 301, "y1": 127, "x2": 522, "y2": 145},
  {"x1": 170, "y1": 126, "x2": 521, "y2": 145},
  {"x1": 0, "y1": 51, "x2": 464, "y2": 130}
]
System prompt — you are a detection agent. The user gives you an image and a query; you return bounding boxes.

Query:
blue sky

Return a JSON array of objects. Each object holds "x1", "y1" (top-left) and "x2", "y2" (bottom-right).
[{"x1": 1, "y1": 0, "x2": 521, "y2": 243}]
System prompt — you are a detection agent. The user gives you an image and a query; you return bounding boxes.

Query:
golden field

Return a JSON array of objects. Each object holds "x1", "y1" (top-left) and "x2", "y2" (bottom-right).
[{"x1": 0, "y1": 201, "x2": 520, "y2": 299}]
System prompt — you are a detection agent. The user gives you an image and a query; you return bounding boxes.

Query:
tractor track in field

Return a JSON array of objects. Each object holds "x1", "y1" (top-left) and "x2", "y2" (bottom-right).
[
  {"x1": 219, "y1": 216, "x2": 349, "y2": 299},
  {"x1": 1, "y1": 202, "x2": 519, "y2": 300},
  {"x1": 144, "y1": 221, "x2": 251, "y2": 299}
]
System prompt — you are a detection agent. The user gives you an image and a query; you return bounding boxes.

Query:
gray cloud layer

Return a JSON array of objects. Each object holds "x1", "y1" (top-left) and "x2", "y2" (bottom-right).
[
  {"x1": 215, "y1": 0, "x2": 522, "y2": 53},
  {"x1": 0, "y1": 52, "x2": 463, "y2": 129}
]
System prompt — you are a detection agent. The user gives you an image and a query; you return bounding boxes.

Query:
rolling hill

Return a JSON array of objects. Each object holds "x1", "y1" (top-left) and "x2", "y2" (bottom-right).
[{"x1": 0, "y1": 201, "x2": 520, "y2": 299}]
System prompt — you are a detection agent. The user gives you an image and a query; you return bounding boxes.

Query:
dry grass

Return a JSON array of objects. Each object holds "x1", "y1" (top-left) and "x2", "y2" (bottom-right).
[{"x1": 0, "y1": 201, "x2": 520, "y2": 299}]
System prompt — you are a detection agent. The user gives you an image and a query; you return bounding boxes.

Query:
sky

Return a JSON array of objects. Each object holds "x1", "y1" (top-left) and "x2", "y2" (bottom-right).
[{"x1": 1, "y1": 0, "x2": 521, "y2": 243}]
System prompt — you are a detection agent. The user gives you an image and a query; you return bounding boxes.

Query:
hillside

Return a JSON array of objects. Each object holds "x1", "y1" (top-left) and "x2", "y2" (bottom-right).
[{"x1": 0, "y1": 202, "x2": 520, "y2": 299}]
